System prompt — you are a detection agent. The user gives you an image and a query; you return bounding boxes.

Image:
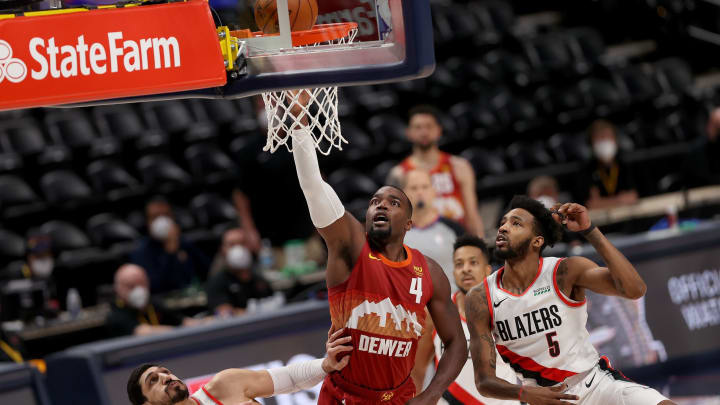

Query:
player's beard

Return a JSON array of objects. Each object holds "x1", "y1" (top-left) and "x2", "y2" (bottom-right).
[
  {"x1": 368, "y1": 224, "x2": 392, "y2": 243},
  {"x1": 166, "y1": 381, "x2": 189, "y2": 403},
  {"x1": 495, "y1": 236, "x2": 532, "y2": 261}
]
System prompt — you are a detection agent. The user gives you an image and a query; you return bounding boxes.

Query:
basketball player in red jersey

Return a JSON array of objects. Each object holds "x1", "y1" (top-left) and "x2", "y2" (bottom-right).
[
  {"x1": 387, "y1": 105, "x2": 484, "y2": 237},
  {"x1": 125, "y1": 328, "x2": 353, "y2": 405},
  {"x1": 290, "y1": 120, "x2": 467, "y2": 402},
  {"x1": 464, "y1": 196, "x2": 675, "y2": 405}
]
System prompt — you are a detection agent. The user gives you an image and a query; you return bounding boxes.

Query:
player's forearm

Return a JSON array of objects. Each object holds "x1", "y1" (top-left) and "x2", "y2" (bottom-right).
[
  {"x1": 421, "y1": 335, "x2": 465, "y2": 400},
  {"x1": 584, "y1": 227, "x2": 646, "y2": 299},
  {"x1": 476, "y1": 377, "x2": 522, "y2": 400},
  {"x1": 291, "y1": 129, "x2": 345, "y2": 228}
]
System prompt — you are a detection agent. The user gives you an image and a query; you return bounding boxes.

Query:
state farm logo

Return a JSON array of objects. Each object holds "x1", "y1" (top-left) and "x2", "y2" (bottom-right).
[
  {"x1": 0, "y1": 32, "x2": 181, "y2": 84},
  {"x1": 0, "y1": 40, "x2": 28, "y2": 83}
]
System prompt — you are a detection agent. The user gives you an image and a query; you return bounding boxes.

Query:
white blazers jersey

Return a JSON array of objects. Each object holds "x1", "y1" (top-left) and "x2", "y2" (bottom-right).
[
  {"x1": 432, "y1": 292, "x2": 519, "y2": 405},
  {"x1": 484, "y1": 257, "x2": 598, "y2": 387}
]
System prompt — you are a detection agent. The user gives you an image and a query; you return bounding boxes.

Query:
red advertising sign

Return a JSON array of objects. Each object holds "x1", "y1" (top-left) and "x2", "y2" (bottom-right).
[
  {"x1": 0, "y1": 0, "x2": 227, "y2": 111},
  {"x1": 317, "y1": 0, "x2": 380, "y2": 41}
]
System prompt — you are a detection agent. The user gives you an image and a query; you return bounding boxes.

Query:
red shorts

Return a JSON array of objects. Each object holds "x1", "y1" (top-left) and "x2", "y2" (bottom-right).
[{"x1": 317, "y1": 373, "x2": 415, "y2": 405}]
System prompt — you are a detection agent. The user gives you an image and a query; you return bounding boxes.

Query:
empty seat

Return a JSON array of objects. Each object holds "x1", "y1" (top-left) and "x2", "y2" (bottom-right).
[
  {"x1": 483, "y1": 50, "x2": 532, "y2": 87},
  {"x1": 328, "y1": 168, "x2": 379, "y2": 202},
  {"x1": 366, "y1": 114, "x2": 408, "y2": 155},
  {"x1": 654, "y1": 58, "x2": 693, "y2": 93},
  {"x1": 38, "y1": 220, "x2": 91, "y2": 251},
  {"x1": 461, "y1": 147, "x2": 507, "y2": 177},
  {"x1": 547, "y1": 133, "x2": 592, "y2": 163},
  {"x1": 577, "y1": 78, "x2": 626, "y2": 115},
  {"x1": 523, "y1": 33, "x2": 573, "y2": 75},
  {"x1": 0, "y1": 175, "x2": 39, "y2": 208},
  {"x1": 86, "y1": 159, "x2": 140, "y2": 194},
  {"x1": 0, "y1": 229, "x2": 25, "y2": 264},
  {"x1": 184, "y1": 143, "x2": 237, "y2": 182},
  {"x1": 371, "y1": 160, "x2": 399, "y2": 187},
  {"x1": 612, "y1": 66, "x2": 662, "y2": 105},
  {"x1": 143, "y1": 101, "x2": 194, "y2": 135},
  {"x1": 190, "y1": 193, "x2": 237, "y2": 228},
  {"x1": 45, "y1": 110, "x2": 97, "y2": 150},
  {"x1": 86, "y1": 213, "x2": 140, "y2": 248},
  {"x1": 93, "y1": 104, "x2": 146, "y2": 140},
  {"x1": 565, "y1": 27, "x2": 605, "y2": 74},
  {"x1": 198, "y1": 99, "x2": 238, "y2": 128},
  {"x1": 0, "y1": 119, "x2": 47, "y2": 156},
  {"x1": 340, "y1": 123, "x2": 375, "y2": 162},
  {"x1": 136, "y1": 154, "x2": 192, "y2": 189},
  {"x1": 40, "y1": 170, "x2": 92, "y2": 205}
]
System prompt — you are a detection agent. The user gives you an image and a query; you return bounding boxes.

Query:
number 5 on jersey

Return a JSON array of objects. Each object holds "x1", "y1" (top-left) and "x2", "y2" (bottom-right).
[{"x1": 410, "y1": 277, "x2": 422, "y2": 304}]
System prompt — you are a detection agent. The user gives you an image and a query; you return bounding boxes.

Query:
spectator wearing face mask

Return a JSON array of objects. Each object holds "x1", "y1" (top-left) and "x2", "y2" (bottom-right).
[
  {"x1": 204, "y1": 228, "x2": 273, "y2": 317},
  {"x1": 106, "y1": 264, "x2": 189, "y2": 337},
  {"x1": 0, "y1": 235, "x2": 61, "y2": 316},
  {"x1": 580, "y1": 120, "x2": 639, "y2": 209},
  {"x1": 130, "y1": 197, "x2": 211, "y2": 294}
]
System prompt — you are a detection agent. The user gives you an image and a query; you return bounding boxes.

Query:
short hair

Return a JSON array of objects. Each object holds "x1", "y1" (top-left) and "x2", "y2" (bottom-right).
[
  {"x1": 384, "y1": 185, "x2": 413, "y2": 217},
  {"x1": 408, "y1": 105, "x2": 442, "y2": 127},
  {"x1": 453, "y1": 234, "x2": 489, "y2": 261},
  {"x1": 146, "y1": 195, "x2": 170, "y2": 208},
  {"x1": 506, "y1": 195, "x2": 563, "y2": 252},
  {"x1": 127, "y1": 363, "x2": 157, "y2": 405},
  {"x1": 587, "y1": 119, "x2": 616, "y2": 142}
]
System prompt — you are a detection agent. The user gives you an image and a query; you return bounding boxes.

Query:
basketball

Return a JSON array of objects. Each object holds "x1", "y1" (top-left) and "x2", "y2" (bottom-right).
[{"x1": 254, "y1": 0, "x2": 318, "y2": 34}]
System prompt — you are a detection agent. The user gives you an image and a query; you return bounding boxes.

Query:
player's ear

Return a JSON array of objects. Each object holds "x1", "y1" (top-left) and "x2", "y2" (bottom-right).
[
  {"x1": 405, "y1": 219, "x2": 413, "y2": 232},
  {"x1": 533, "y1": 235, "x2": 544, "y2": 249}
]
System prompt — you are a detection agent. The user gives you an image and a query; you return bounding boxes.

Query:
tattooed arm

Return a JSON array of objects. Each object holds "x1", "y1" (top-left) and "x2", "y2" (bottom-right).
[
  {"x1": 553, "y1": 203, "x2": 647, "y2": 300},
  {"x1": 465, "y1": 286, "x2": 578, "y2": 403}
]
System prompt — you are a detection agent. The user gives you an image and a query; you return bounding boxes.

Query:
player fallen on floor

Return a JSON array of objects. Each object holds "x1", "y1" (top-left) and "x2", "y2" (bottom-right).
[{"x1": 126, "y1": 327, "x2": 352, "y2": 405}]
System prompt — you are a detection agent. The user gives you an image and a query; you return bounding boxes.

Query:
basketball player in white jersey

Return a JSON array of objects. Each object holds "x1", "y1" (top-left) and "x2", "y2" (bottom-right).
[
  {"x1": 125, "y1": 328, "x2": 352, "y2": 405},
  {"x1": 465, "y1": 196, "x2": 675, "y2": 405},
  {"x1": 412, "y1": 234, "x2": 519, "y2": 405}
]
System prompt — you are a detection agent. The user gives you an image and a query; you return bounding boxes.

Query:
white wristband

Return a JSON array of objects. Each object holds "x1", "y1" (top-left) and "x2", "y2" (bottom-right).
[{"x1": 267, "y1": 358, "x2": 326, "y2": 395}]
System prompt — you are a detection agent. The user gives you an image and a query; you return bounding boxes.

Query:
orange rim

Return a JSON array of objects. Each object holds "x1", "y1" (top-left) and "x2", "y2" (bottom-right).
[{"x1": 231, "y1": 22, "x2": 358, "y2": 47}]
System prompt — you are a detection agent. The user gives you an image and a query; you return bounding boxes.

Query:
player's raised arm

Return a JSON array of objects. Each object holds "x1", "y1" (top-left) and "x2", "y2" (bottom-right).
[
  {"x1": 410, "y1": 258, "x2": 465, "y2": 404},
  {"x1": 289, "y1": 95, "x2": 365, "y2": 287},
  {"x1": 552, "y1": 203, "x2": 647, "y2": 299},
  {"x1": 465, "y1": 285, "x2": 579, "y2": 404}
]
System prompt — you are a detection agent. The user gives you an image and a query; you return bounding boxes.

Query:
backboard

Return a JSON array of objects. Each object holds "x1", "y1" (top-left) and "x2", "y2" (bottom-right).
[{"x1": 0, "y1": 0, "x2": 435, "y2": 110}]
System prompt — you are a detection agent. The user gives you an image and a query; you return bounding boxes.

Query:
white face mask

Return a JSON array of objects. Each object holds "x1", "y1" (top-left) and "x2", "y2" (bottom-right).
[
  {"x1": 593, "y1": 140, "x2": 617, "y2": 163},
  {"x1": 32, "y1": 258, "x2": 54, "y2": 278},
  {"x1": 226, "y1": 245, "x2": 252, "y2": 270},
  {"x1": 149, "y1": 216, "x2": 173, "y2": 240},
  {"x1": 127, "y1": 286, "x2": 149, "y2": 309},
  {"x1": 536, "y1": 195, "x2": 557, "y2": 210}
]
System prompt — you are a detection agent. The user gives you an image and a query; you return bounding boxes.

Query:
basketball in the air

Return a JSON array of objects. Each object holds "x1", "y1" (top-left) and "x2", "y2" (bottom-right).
[{"x1": 254, "y1": 0, "x2": 318, "y2": 34}]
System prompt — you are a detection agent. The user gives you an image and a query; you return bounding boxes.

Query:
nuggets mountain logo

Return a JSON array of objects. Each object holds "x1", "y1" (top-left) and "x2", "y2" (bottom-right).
[
  {"x1": 0, "y1": 40, "x2": 28, "y2": 83},
  {"x1": 347, "y1": 297, "x2": 422, "y2": 337}
]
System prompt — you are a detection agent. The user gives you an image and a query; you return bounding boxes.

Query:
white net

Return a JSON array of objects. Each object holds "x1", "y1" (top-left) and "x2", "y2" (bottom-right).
[{"x1": 261, "y1": 27, "x2": 358, "y2": 156}]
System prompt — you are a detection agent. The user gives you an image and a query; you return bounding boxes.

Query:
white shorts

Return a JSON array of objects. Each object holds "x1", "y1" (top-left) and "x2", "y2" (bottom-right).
[{"x1": 564, "y1": 357, "x2": 670, "y2": 405}]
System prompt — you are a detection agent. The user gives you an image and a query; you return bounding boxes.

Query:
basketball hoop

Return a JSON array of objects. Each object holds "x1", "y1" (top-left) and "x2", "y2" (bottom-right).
[{"x1": 248, "y1": 22, "x2": 358, "y2": 155}]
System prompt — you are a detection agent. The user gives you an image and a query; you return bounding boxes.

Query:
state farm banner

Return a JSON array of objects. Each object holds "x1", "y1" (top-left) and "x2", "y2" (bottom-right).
[
  {"x1": 317, "y1": 0, "x2": 383, "y2": 41},
  {"x1": 0, "y1": 0, "x2": 226, "y2": 110}
]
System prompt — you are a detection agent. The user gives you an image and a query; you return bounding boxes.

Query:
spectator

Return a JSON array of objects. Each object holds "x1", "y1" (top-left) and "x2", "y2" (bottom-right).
[
  {"x1": 106, "y1": 264, "x2": 190, "y2": 337},
  {"x1": 205, "y1": 228, "x2": 273, "y2": 316},
  {"x1": 130, "y1": 197, "x2": 210, "y2": 294},
  {"x1": 402, "y1": 170, "x2": 464, "y2": 293},
  {"x1": 387, "y1": 105, "x2": 484, "y2": 236},
  {"x1": 581, "y1": 120, "x2": 639, "y2": 209},
  {"x1": 1, "y1": 235, "x2": 60, "y2": 316},
  {"x1": 684, "y1": 107, "x2": 720, "y2": 186},
  {"x1": 527, "y1": 175, "x2": 561, "y2": 209}
]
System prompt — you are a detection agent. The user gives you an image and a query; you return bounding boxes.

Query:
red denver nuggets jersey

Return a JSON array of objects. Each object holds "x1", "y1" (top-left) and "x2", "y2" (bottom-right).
[
  {"x1": 329, "y1": 241, "x2": 433, "y2": 390},
  {"x1": 400, "y1": 152, "x2": 466, "y2": 223}
]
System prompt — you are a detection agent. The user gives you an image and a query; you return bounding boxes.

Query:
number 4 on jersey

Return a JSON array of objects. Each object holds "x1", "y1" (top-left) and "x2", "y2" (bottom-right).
[{"x1": 410, "y1": 277, "x2": 422, "y2": 304}]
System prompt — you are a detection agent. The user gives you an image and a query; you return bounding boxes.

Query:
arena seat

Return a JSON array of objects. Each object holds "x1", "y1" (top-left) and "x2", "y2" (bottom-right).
[
  {"x1": 0, "y1": 119, "x2": 47, "y2": 157},
  {"x1": 327, "y1": 168, "x2": 378, "y2": 203},
  {"x1": 461, "y1": 147, "x2": 508, "y2": 177},
  {"x1": 37, "y1": 220, "x2": 92, "y2": 252},
  {"x1": 0, "y1": 175, "x2": 40, "y2": 208},
  {"x1": 136, "y1": 154, "x2": 192, "y2": 189},
  {"x1": 612, "y1": 65, "x2": 662, "y2": 105},
  {"x1": 184, "y1": 143, "x2": 237, "y2": 184},
  {"x1": 0, "y1": 228, "x2": 26, "y2": 265},
  {"x1": 39, "y1": 170, "x2": 93, "y2": 205},
  {"x1": 547, "y1": 133, "x2": 593, "y2": 164},
  {"x1": 565, "y1": 27, "x2": 605, "y2": 75},
  {"x1": 483, "y1": 50, "x2": 533, "y2": 87},
  {"x1": 371, "y1": 160, "x2": 399, "y2": 187},
  {"x1": 366, "y1": 113, "x2": 409, "y2": 155},
  {"x1": 93, "y1": 104, "x2": 146, "y2": 141},
  {"x1": 190, "y1": 193, "x2": 237, "y2": 228},
  {"x1": 86, "y1": 213, "x2": 140, "y2": 248},
  {"x1": 45, "y1": 110, "x2": 98, "y2": 150},
  {"x1": 86, "y1": 159, "x2": 142, "y2": 197}
]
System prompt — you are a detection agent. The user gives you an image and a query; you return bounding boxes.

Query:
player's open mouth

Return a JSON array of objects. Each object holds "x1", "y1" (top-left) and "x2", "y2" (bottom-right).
[
  {"x1": 462, "y1": 276, "x2": 475, "y2": 283},
  {"x1": 373, "y1": 213, "x2": 389, "y2": 225},
  {"x1": 496, "y1": 234, "x2": 507, "y2": 247}
]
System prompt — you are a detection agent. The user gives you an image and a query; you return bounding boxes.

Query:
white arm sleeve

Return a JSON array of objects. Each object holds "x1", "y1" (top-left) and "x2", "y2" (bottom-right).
[
  {"x1": 291, "y1": 129, "x2": 345, "y2": 228},
  {"x1": 267, "y1": 358, "x2": 326, "y2": 395}
]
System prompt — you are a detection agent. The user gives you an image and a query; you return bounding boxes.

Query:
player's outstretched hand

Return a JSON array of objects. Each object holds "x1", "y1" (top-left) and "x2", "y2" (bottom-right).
[
  {"x1": 322, "y1": 327, "x2": 352, "y2": 373},
  {"x1": 521, "y1": 384, "x2": 579, "y2": 405},
  {"x1": 551, "y1": 202, "x2": 592, "y2": 233}
]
